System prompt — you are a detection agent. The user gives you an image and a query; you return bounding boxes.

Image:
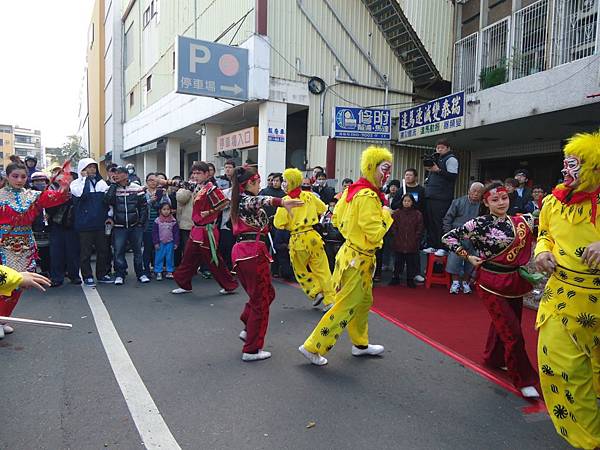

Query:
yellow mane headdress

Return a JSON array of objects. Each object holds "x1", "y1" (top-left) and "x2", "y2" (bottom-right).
[
  {"x1": 360, "y1": 146, "x2": 393, "y2": 187},
  {"x1": 283, "y1": 167, "x2": 303, "y2": 192},
  {"x1": 562, "y1": 131, "x2": 600, "y2": 192}
]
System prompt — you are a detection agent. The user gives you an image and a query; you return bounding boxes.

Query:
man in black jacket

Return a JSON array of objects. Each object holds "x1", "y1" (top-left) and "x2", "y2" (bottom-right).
[
  {"x1": 104, "y1": 166, "x2": 148, "y2": 285},
  {"x1": 312, "y1": 172, "x2": 335, "y2": 204},
  {"x1": 391, "y1": 168, "x2": 426, "y2": 212},
  {"x1": 424, "y1": 139, "x2": 459, "y2": 256},
  {"x1": 47, "y1": 170, "x2": 81, "y2": 287},
  {"x1": 512, "y1": 168, "x2": 533, "y2": 214}
]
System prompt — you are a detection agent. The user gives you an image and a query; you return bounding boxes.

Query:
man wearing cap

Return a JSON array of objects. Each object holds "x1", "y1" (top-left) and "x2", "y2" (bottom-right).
[
  {"x1": 24, "y1": 156, "x2": 39, "y2": 184},
  {"x1": 104, "y1": 166, "x2": 148, "y2": 285},
  {"x1": 71, "y1": 158, "x2": 112, "y2": 287},
  {"x1": 513, "y1": 169, "x2": 533, "y2": 214}
]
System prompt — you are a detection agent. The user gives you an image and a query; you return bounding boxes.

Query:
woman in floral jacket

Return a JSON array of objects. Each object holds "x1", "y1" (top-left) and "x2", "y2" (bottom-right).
[{"x1": 442, "y1": 181, "x2": 539, "y2": 398}]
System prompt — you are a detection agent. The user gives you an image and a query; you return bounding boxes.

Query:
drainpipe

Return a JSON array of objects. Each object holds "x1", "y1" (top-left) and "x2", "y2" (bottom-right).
[{"x1": 383, "y1": 74, "x2": 389, "y2": 108}]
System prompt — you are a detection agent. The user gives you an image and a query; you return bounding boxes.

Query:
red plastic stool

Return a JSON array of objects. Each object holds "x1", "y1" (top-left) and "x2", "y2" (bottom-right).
[{"x1": 424, "y1": 253, "x2": 451, "y2": 289}]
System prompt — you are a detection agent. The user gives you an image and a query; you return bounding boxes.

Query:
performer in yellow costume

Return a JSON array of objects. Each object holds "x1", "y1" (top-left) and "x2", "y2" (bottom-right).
[
  {"x1": 274, "y1": 168, "x2": 335, "y2": 311},
  {"x1": 535, "y1": 131, "x2": 600, "y2": 449},
  {"x1": 0, "y1": 264, "x2": 51, "y2": 338},
  {"x1": 298, "y1": 146, "x2": 393, "y2": 365}
]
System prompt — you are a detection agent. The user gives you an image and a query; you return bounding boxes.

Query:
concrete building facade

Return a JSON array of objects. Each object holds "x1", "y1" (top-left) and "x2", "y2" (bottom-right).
[
  {"x1": 77, "y1": 0, "x2": 125, "y2": 169},
  {"x1": 399, "y1": 0, "x2": 600, "y2": 190},
  {"x1": 0, "y1": 124, "x2": 15, "y2": 171},
  {"x1": 113, "y1": 0, "x2": 456, "y2": 186}
]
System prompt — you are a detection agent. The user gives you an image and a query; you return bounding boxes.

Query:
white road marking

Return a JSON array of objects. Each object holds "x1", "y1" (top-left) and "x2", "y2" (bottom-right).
[{"x1": 81, "y1": 286, "x2": 181, "y2": 449}]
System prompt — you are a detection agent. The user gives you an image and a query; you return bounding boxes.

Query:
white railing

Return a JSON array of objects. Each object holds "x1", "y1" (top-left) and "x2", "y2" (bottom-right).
[
  {"x1": 552, "y1": 0, "x2": 599, "y2": 66},
  {"x1": 453, "y1": 33, "x2": 479, "y2": 93},
  {"x1": 452, "y1": 0, "x2": 600, "y2": 92},
  {"x1": 512, "y1": 0, "x2": 550, "y2": 79},
  {"x1": 480, "y1": 17, "x2": 511, "y2": 72}
]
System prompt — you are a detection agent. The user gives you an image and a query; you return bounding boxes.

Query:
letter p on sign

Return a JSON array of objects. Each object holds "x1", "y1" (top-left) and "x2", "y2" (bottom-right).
[{"x1": 190, "y1": 44, "x2": 211, "y2": 73}]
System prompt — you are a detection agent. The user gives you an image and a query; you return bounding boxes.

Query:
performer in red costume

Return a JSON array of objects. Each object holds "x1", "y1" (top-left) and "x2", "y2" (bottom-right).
[
  {"x1": 0, "y1": 156, "x2": 69, "y2": 335},
  {"x1": 230, "y1": 166, "x2": 302, "y2": 361},
  {"x1": 167, "y1": 161, "x2": 238, "y2": 295},
  {"x1": 442, "y1": 182, "x2": 540, "y2": 398}
]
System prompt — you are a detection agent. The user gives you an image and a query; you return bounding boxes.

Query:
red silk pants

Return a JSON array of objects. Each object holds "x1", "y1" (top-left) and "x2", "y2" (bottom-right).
[
  {"x1": 478, "y1": 287, "x2": 539, "y2": 389},
  {"x1": 237, "y1": 257, "x2": 275, "y2": 354},
  {"x1": 173, "y1": 239, "x2": 238, "y2": 291},
  {"x1": 0, "y1": 290, "x2": 23, "y2": 317}
]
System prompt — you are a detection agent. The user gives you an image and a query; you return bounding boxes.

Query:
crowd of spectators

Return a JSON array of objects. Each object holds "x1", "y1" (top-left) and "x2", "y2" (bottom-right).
[{"x1": 0, "y1": 140, "x2": 548, "y2": 295}]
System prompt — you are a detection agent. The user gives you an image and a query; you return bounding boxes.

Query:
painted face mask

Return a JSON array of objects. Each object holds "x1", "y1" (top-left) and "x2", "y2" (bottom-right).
[
  {"x1": 377, "y1": 162, "x2": 392, "y2": 187},
  {"x1": 562, "y1": 156, "x2": 581, "y2": 187}
]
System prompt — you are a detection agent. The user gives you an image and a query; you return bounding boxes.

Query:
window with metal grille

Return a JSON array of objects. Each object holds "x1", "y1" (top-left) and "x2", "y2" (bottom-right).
[
  {"x1": 552, "y1": 0, "x2": 599, "y2": 66},
  {"x1": 453, "y1": 32, "x2": 479, "y2": 93},
  {"x1": 512, "y1": 0, "x2": 550, "y2": 80}
]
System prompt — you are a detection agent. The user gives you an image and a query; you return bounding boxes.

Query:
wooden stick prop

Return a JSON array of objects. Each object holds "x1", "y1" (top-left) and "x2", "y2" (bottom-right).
[{"x1": 0, "y1": 316, "x2": 72, "y2": 330}]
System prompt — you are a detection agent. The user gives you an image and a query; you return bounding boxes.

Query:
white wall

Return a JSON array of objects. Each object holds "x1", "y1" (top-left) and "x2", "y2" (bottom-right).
[{"x1": 466, "y1": 56, "x2": 600, "y2": 128}]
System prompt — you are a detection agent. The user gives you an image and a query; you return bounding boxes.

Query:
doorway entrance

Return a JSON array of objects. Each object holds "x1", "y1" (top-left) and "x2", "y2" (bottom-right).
[{"x1": 478, "y1": 152, "x2": 563, "y2": 190}]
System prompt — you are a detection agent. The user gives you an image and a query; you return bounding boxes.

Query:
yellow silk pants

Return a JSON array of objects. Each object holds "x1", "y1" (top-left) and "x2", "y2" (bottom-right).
[
  {"x1": 290, "y1": 230, "x2": 335, "y2": 307},
  {"x1": 538, "y1": 315, "x2": 600, "y2": 449},
  {"x1": 303, "y1": 265, "x2": 372, "y2": 355}
]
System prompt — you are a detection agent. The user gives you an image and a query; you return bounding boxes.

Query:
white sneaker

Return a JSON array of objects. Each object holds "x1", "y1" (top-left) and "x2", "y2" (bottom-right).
[
  {"x1": 139, "y1": 275, "x2": 150, "y2": 283},
  {"x1": 434, "y1": 249, "x2": 447, "y2": 257},
  {"x1": 242, "y1": 350, "x2": 271, "y2": 362},
  {"x1": 155, "y1": 273, "x2": 163, "y2": 281},
  {"x1": 351, "y1": 344, "x2": 384, "y2": 356},
  {"x1": 219, "y1": 288, "x2": 236, "y2": 295},
  {"x1": 114, "y1": 276, "x2": 124, "y2": 285},
  {"x1": 322, "y1": 302, "x2": 334, "y2": 313},
  {"x1": 239, "y1": 330, "x2": 247, "y2": 342},
  {"x1": 298, "y1": 345, "x2": 328, "y2": 366},
  {"x1": 172, "y1": 287, "x2": 192, "y2": 294},
  {"x1": 3, "y1": 324, "x2": 14, "y2": 334},
  {"x1": 462, "y1": 282, "x2": 472, "y2": 294},
  {"x1": 312, "y1": 292, "x2": 324, "y2": 307},
  {"x1": 423, "y1": 247, "x2": 436, "y2": 254},
  {"x1": 449, "y1": 281, "x2": 460, "y2": 295},
  {"x1": 414, "y1": 275, "x2": 425, "y2": 283},
  {"x1": 520, "y1": 386, "x2": 540, "y2": 398}
]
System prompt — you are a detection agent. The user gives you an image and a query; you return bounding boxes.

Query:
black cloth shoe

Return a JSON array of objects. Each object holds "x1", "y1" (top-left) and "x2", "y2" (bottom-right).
[
  {"x1": 50, "y1": 280, "x2": 63, "y2": 288},
  {"x1": 388, "y1": 278, "x2": 400, "y2": 286},
  {"x1": 69, "y1": 277, "x2": 82, "y2": 285},
  {"x1": 407, "y1": 280, "x2": 417, "y2": 289}
]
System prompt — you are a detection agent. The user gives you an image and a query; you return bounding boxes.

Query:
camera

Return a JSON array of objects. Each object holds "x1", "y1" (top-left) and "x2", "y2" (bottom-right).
[{"x1": 422, "y1": 153, "x2": 439, "y2": 168}]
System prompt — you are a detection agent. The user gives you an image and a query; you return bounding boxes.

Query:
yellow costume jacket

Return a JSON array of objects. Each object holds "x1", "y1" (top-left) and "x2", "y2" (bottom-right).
[
  {"x1": 332, "y1": 188, "x2": 393, "y2": 289},
  {"x1": 535, "y1": 193, "x2": 600, "y2": 344},
  {"x1": 0, "y1": 265, "x2": 23, "y2": 297},
  {"x1": 273, "y1": 191, "x2": 326, "y2": 233}
]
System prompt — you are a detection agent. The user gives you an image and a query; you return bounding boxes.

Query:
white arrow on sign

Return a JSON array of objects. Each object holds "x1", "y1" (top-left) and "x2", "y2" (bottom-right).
[{"x1": 220, "y1": 84, "x2": 243, "y2": 95}]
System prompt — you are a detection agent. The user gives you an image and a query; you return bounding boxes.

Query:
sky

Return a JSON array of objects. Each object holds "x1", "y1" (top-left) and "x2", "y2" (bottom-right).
[{"x1": 0, "y1": 0, "x2": 95, "y2": 147}]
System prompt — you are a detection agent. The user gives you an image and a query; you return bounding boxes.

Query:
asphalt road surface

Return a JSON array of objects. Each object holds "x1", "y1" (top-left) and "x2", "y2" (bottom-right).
[{"x1": 1, "y1": 269, "x2": 570, "y2": 449}]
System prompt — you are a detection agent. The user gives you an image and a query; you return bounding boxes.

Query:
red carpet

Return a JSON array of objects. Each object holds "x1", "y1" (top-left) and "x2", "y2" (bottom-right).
[{"x1": 372, "y1": 283, "x2": 539, "y2": 396}]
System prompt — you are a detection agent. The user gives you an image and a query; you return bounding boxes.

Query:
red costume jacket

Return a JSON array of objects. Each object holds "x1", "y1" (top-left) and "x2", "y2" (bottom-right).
[{"x1": 189, "y1": 181, "x2": 228, "y2": 249}]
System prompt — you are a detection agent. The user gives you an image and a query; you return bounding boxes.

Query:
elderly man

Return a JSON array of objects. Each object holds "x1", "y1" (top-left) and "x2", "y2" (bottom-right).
[{"x1": 442, "y1": 182, "x2": 485, "y2": 294}]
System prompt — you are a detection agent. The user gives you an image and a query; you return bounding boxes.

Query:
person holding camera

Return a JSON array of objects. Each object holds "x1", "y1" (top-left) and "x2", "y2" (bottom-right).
[{"x1": 423, "y1": 139, "x2": 459, "y2": 257}]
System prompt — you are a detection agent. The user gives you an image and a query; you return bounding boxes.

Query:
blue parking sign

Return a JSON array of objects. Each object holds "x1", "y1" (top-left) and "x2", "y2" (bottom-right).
[{"x1": 175, "y1": 36, "x2": 249, "y2": 101}]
